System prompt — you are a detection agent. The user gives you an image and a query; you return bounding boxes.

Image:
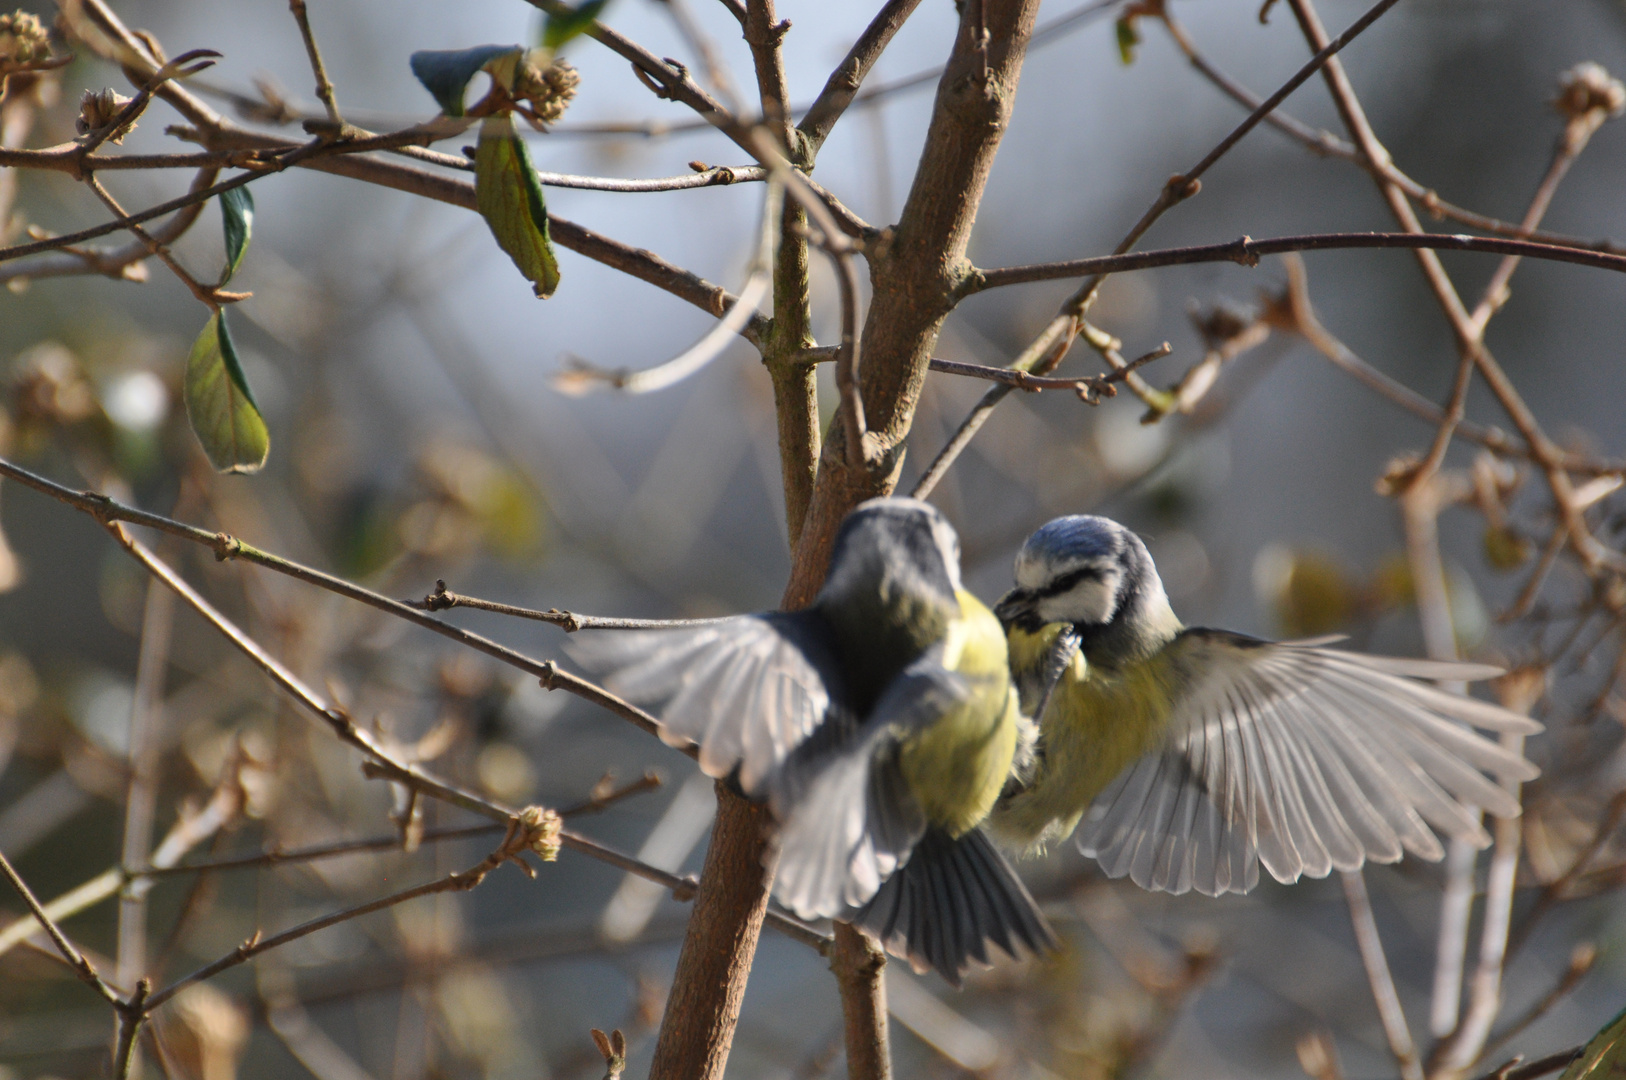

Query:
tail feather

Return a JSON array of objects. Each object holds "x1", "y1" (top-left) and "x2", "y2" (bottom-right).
[{"x1": 853, "y1": 827, "x2": 1055, "y2": 986}]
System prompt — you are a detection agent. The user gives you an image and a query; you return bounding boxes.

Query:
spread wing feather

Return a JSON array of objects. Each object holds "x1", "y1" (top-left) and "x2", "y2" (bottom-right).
[
  {"x1": 565, "y1": 614, "x2": 838, "y2": 795},
  {"x1": 1076, "y1": 632, "x2": 1541, "y2": 896}
]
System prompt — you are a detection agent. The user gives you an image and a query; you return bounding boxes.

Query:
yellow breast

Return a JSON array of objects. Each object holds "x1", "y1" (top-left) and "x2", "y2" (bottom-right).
[
  {"x1": 897, "y1": 590, "x2": 1022, "y2": 837},
  {"x1": 994, "y1": 623, "x2": 1176, "y2": 850}
]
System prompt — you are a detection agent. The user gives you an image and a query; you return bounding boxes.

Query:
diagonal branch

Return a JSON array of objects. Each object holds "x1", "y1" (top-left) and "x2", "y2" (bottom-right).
[
  {"x1": 798, "y1": 0, "x2": 924, "y2": 156},
  {"x1": 0, "y1": 849, "x2": 125, "y2": 1006}
]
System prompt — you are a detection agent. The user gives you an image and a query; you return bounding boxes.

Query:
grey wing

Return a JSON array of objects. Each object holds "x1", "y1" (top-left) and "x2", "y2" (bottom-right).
[
  {"x1": 565, "y1": 614, "x2": 836, "y2": 795},
  {"x1": 1076, "y1": 631, "x2": 1541, "y2": 896},
  {"x1": 770, "y1": 652, "x2": 969, "y2": 919}
]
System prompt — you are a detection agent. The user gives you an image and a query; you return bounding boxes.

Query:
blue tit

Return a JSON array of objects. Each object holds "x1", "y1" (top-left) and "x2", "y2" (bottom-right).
[
  {"x1": 991, "y1": 514, "x2": 1541, "y2": 896},
  {"x1": 567, "y1": 497, "x2": 1054, "y2": 983}
]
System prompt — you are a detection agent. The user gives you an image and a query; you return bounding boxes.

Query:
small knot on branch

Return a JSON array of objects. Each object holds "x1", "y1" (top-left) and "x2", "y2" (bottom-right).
[
  {"x1": 212, "y1": 531, "x2": 242, "y2": 561},
  {"x1": 82, "y1": 490, "x2": 114, "y2": 523},
  {"x1": 671, "y1": 874, "x2": 699, "y2": 902},
  {"x1": 422, "y1": 580, "x2": 456, "y2": 611},
  {"x1": 1230, "y1": 235, "x2": 1259, "y2": 267},
  {"x1": 538, "y1": 659, "x2": 560, "y2": 690},
  {"x1": 542, "y1": 609, "x2": 584, "y2": 632}
]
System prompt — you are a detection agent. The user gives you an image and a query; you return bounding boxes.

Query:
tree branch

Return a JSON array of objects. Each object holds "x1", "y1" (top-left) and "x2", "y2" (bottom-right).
[
  {"x1": 965, "y1": 230, "x2": 1626, "y2": 292},
  {"x1": 798, "y1": 0, "x2": 924, "y2": 156},
  {"x1": 0, "y1": 849, "x2": 125, "y2": 1006}
]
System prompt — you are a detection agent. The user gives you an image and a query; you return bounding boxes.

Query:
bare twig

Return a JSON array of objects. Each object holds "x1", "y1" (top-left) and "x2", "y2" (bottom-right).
[
  {"x1": 144, "y1": 832, "x2": 541, "y2": 1012},
  {"x1": 287, "y1": 0, "x2": 343, "y2": 126},
  {"x1": 963, "y1": 231, "x2": 1626, "y2": 293},
  {"x1": 926, "y1": 343, "x2": 1170, "y2": 400},
  {"x1": 83, "y1": 174, "x2": 245, "y2": 307},
  {"x1": 1153, "y1": 7, "x2": 1623, "y2": 254},
  {"x1": 406, "y1": 579, "x2": 736, "y2": 631},
  {"x1": 116, "y1": 573, "x2": 175, "y2": 991},
  {"x1": 1275, "y1": 256, "x2": 1622, "y2": 476},
  {"x1": 1283, "y1": 0, "x2": 1624, "y2": 581},
  {"x1": 1340, "y1": 871, "x2": 1423, "y2": 1080},
  {"x1": 1482, "y1": 943, "x2": 1596, "y2": 1059},
  {"x1": 0, "y1": 758, "x2": 247, "y2": 961},
  {"x1": 798, "y1": 0, "x2": 924, "y2": 155},
  {"x1": 0, "y1": 849, "x2": 123, "y2": 1006}
]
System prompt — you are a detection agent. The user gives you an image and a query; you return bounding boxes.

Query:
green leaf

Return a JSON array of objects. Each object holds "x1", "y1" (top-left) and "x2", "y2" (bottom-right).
[
  {"x1": 410, "y1": 45, "x2": 522, "y2": 116},
  {"x1": 1559, "y1": 1007, "x2": 1626, "y2": 1080},
  {"x1": 184, "y1": 311, "x2": 269, "y2": 474},
  {"x1": 475, "y1": 115, "x2": 560, "y2": 298},
  {"x1": 1115, "y1": 16, "x2": 1140, "y2": 65},
  {"x1": 218, "y1": 185, "x2": 254, "y2": 286},
  {"x1": 542, "y1": 0, "x2": 610, "y2": 51}
]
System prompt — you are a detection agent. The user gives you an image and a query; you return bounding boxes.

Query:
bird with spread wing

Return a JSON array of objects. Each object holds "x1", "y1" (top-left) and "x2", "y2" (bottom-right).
[
  {"x1": 569, "y1": 497, "x2": 1054, "y2": 982},
  {"x1": 992, "y1": 514, "x2": 1540, "y2": 896}
]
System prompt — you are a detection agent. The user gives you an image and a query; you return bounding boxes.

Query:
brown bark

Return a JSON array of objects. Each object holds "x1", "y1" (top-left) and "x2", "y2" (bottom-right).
[
  {"x1": 784, "y1": 0, "x2": 1044, "y2": 608},
  {"x1": 647, "y1": 785, "x2": 776, "y2": 1080},
  {"x1": 831, "y1": 923, "x2": 892, "y2": 1080}
]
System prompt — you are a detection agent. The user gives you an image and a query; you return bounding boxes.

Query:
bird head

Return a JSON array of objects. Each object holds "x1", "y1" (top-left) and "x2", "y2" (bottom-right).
[
  {"x1": 995, "y1": 516, "x2": 1177, "y2": 652},
  {"x1": 818, "y1": 496, "x2": 963, "y2": 611}
]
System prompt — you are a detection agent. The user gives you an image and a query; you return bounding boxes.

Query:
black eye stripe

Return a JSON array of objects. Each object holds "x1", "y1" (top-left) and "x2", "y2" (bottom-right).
[{"x1": 1040, "y1": 566, "x2": 1104, "y2": 598}]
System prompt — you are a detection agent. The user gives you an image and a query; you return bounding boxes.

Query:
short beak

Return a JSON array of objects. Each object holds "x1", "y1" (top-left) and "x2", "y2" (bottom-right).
[{"x1": 994, "y1": 588, "x2": 1036, "y2": 626}]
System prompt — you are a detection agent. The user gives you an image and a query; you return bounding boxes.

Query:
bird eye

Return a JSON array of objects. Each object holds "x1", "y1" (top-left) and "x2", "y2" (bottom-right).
[{"x1": 1044, "y1": 566, "x2": 1104, "y2": 597}]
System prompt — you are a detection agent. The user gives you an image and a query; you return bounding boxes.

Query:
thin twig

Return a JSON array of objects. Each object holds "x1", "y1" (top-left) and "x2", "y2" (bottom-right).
[
  {"x1": 144, "y1": 835, "x2": 536, "y2": 1012},
  {"x1": 1413, "y1": 87, "x2": 1605, "y2": 486},
  {"x1": 83, "y1": 174, "x2": 243, "y2": 307},
  {"x1": 287, "y1": 0, "x2": 343, "y2": 126},
  {"x1": 1283, "y1": 0, "x2": 1624, "y2": 581},
  {"x1": 797, "y1": 0, "x2": 924, "y2": 155},
  {"x1": 1340, "y1": 871, "x2": 1423, "y2": 1080},
  {"x1": 1276, "y1": 256, "x2": 1623, "y2": 476},
  {"x1": 116, "y1": 572, "x2": 175, "y2": 991},
  {"x1": 405, "y1": 579, "x2": 737, "y2": 631},
  {"x1": 964, "y1": 230, "x2": 1626, "y2": 293},
  {"x1": 0, "y1": 759, "x2": 247, "y2": 961},
  {"x1": 928, "y1": 343, "x2": 1171, "y2": 400},
  {"x1": 1153, "y1": 7, "x2": 1621, "y2": 254},
  {"x1": 1482, "y1": 943, "x2": 1596, "y2": 1059},
  {"x1": 0, "y1": 849, "x2": 124, "y2": 1006},
  {"x1": 663, "y1": 0, "x2": 740, "y2": 111}
]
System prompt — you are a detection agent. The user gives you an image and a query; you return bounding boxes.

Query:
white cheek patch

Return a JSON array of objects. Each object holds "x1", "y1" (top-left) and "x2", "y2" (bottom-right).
[{"x1": 1041, "y1": 575, "x2": 1117, "y2": 625}]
